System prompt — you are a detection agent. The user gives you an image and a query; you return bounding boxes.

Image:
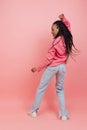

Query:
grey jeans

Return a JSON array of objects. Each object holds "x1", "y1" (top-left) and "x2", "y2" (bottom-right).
[{"x1": 29, "y1": 64, "x2": 69, "y2": 116}]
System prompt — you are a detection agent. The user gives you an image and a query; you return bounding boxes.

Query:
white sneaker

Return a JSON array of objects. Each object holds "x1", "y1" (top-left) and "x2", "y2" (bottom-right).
[
  {"x1": 28, "y1": 111, "x2": 37, "y2": 118},
  {"x1": 58, "y1": 115, "x2": 69, "y2": 121},
  {"x1": 61, "y1": 116, "x2": 68, "y2": 121}
]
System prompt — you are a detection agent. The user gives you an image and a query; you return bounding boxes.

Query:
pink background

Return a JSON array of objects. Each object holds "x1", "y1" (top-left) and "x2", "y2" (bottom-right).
[{"x1": 0, "y1": 0, "x2": 87, "y2": 129}]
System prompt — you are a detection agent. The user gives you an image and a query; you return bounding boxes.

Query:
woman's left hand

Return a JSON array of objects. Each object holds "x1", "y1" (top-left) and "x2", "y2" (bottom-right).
[{"x1": 31, "y1": 67, "x2": 37, "y2": 73}]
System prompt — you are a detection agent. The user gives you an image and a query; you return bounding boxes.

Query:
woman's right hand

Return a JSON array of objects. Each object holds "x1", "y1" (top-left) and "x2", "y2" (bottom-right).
[{"x1": 59, "y1": 14, "x2": 64, "y2": 20}]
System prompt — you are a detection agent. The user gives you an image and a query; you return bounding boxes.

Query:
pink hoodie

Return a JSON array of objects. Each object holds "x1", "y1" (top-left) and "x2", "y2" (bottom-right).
[{"x1": 36, "y1": 17, "x2": 71, "y2": 72}]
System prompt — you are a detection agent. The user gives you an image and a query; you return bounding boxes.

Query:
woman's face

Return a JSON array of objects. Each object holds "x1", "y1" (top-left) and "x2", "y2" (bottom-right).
[{"x1": 51, "y1": 24, "x2": 59, "y2": 37}]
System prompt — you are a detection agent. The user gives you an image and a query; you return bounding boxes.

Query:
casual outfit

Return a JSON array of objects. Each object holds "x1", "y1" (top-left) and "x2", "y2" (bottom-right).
[{"x1": 28, "y1": 17, "x2": 70, "y2": 119}]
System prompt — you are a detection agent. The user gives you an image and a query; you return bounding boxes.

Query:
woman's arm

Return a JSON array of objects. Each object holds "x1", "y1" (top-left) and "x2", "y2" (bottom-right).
[
  {"x1": 59, "y1": 14, "x2": 71, "y2": 31},
  {"x1": 36, "y1": 46, "x2": 56, "y2": 72}
]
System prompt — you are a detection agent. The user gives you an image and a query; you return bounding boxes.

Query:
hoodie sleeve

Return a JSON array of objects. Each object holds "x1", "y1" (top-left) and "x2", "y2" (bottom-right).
[
  {"x1": 36, "y1": 46, "x2": 56, "y2": 72},
  {"x1": 61, "y1": 16, "x2": 71, "y2": 32}
]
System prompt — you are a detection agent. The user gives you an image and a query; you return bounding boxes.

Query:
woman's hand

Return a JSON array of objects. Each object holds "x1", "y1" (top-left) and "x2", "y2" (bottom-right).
[
  {"x1": 59, "y1": 14, "x2": 64, "y2": 20},
  {"x1": 31, "y1": 67, "x2": 37, "y2": 73}
]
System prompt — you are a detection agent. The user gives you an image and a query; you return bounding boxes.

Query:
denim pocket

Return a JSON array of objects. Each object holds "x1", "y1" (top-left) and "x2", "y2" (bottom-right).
[
  {"x1": 59, "y1": 64, "x2": 66, "y2": 73},
  {"x1": 47, "y1": 66, "x2": 57, "y2": 71}
]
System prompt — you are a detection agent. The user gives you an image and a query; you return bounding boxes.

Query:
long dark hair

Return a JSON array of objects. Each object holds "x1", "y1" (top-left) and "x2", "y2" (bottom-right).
[{"x1": 53, "y1": 20, "x2": 78, "y2": 58}]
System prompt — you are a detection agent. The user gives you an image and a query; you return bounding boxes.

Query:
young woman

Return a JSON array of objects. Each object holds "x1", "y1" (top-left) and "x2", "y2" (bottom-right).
[{"x1": 28, "y1": 14, "x2": 77, "y2": 120}]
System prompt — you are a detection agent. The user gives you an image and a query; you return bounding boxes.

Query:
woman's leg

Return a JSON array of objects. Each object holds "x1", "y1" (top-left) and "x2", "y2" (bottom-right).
[
  {"x1": 55, "y1": 64, "x2": 69, "y2": 117},
  {"x1": 29, "y1": 66, "x2": 56, "y2": 113}
]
